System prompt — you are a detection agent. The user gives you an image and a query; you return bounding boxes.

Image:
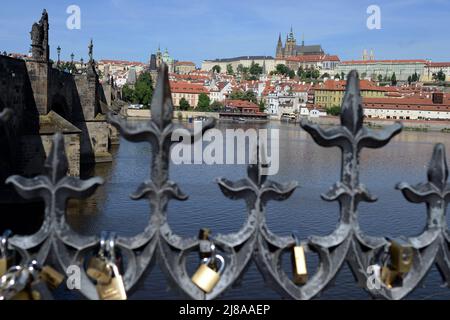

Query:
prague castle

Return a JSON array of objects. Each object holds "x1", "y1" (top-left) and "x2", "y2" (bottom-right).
[{"x1": 276, "y1": 28, "x2": 324, "y2": 58}]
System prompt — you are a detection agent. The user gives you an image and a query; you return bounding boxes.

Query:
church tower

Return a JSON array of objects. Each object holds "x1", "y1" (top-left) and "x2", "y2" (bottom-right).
[
  {"x1": 285, "y1": 27, "x2": 296, "y2": 57},
  {"x1": 276, "y1": 33, "x2": 284, "y2": 58}
]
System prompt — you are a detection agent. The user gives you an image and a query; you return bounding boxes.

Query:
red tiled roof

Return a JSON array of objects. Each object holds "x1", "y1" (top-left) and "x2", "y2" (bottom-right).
[
  {"x1": 426, "y1": 62, "x2": 450, "y2": 68},
  {"x1": 170, "y1": 81, "x2": 208, "y2": 94},
  {"x1": 175, "y1": 61, "x2": 196, "y2": 66},
  {"x1": 341, "y1": 59, "x2": 428, "y2": 65},
  {"x1": 225, "y1": 99, "x2": 259, "y2": 110},
  {"x1": 99, "y1": 59, "x2": 145, "y2": 66},
  {"x1": 363, "y1": 95, "x2": 450, "y2": 112},
  {"x1": 314, "y1": 80, "x2": 387, "y2": 92}
]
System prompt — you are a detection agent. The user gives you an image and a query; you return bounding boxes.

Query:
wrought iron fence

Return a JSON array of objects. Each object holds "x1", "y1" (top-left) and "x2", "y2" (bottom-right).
[{"x1": 0, "y1": 65, "x2": 449, "y2": 300}]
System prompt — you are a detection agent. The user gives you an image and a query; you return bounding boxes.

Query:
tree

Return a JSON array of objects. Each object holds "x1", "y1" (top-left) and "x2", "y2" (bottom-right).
[
  {"x1": 321, "y1": 73, "x2": 330, "y2": 79},
  {"x1": 288, "y1": 69, "x2": 296, "y2": 79},
  {"x1": 179, "y1": 97, "x2": 190, "y2": 110},
  {"x1": 197, "y1": 93, "x2": 211, "y2": 111},
  {"x1": 122, "y1": 84, "x2": 134, "y2": 102},
  {"x1": 326, "y1": 105, "x2": 341, "y2": 116},
  {"x1": 258, "y1": 100, "x2": 266, "y2": 113},
  {"x1": 121, "y1": 72, "x2": 153, "y2": 108},
  {"x1": 212, "y1": 65, "x2": 221, "y2": 73},
  {"x1": 407, "y1": 75, "x2": 412, "y2": 85},
  {"x1": 433, "y1": 69, "x2": 446, "y2": 82},
  {"x1": 237, "y1": 64, "x2": 244, "y2": 74},
  {"x1": 311, "y1": 69, "x2": 320, "y2": 79},
  {"x1": 391, "y1": 72, "x2": 397, "y2": 86},
  {"x1": 334, "y1": 73, "x2": 341, "y2": 80},
  {"x1": 226, "y1": 64, "x2": 234, "y2": 75},
  {"x1": 133, "y1": 72, "x2": 153, "y2": 107},
  {"x1": 412, "y1": 72, "x2": 420, "y2": 82},
  {"x1": 377, "y1": 74, "x2": 383, "y2": 82},
  {"x1": 275, "y1": 64, "x2": 289, "y2": 76},
  {"x1": 297, "y1": 66, "x2": 305, "y2": 78},
  {"x1": 341, "y1": 72, "x2": 345, "y2": 80},
  {"x1": 249, "y1": 62, "x2": 263, "y2": 76},
  {"x1": 228, "y1": 90, "x2": 257, "y2": 104},
  {"x1": 210, "y1": 100, "x2": 224, "y2": 111}
]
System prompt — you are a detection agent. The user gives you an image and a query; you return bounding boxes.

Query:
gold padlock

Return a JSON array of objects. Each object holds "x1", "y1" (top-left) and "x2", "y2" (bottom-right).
[
  {"x1": 381, "y1": 266, "x2": 398, "y2": 289},
  {"x1": 389, "y1": 239, "x2": 413, "y2": 274},
  {"x1": 87, "y1": 256, "x2": 112, "y2": 284},
  {"x1": 40, "y1": 265, "x2": 65, "y2": 289},
  {"x1": 96, "y1": 263, "x2": 127, "y2": 300},
  {"x1": 191, "y1": 254, "x2": 225, "y2": 293},
  {"x1": 291, "y1": 246, "x2": 308, "y2": 285}
]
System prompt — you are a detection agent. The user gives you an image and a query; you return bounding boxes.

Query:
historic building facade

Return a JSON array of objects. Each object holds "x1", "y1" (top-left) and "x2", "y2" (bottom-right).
[{"x1": 276, "y1": 28, "x2": 324, "y2": 59}]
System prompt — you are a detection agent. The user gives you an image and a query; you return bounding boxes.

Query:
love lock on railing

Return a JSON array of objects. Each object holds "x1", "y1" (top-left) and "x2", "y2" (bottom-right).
[{"x1": 0, "y1": 65, "x2": 449, "y2": 300}]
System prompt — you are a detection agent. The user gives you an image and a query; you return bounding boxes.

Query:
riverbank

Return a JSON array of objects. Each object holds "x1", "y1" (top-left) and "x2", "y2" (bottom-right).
[{"x1": 122, "y1": 108, "x2": 450, "y2": 132}]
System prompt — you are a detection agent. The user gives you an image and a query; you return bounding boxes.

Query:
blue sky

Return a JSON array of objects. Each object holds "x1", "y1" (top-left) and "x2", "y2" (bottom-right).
[{"x1": 0, "y1": 0, "x2": 449, "y2": 66}]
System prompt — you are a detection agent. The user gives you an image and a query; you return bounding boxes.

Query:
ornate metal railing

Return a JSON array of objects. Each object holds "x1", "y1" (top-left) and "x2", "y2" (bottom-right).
[{"x1": 0, "y1": 65, "x2": 449, "y2": 300}]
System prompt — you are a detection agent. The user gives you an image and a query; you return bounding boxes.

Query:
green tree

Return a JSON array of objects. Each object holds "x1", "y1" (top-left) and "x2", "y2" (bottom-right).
[
  {"x1": 334, "y1": 73, "x2": 341, "y2": 80},
  {"x1": 226, "y1": 64, "x2": 234, "y2": 75},
  {"x1": 407, "y1": 75, "x2": 412, "y2": 85},
  {"x1": 229, "y1": 90, "x2": 257, "y2": 104},
  {"x1": 326, "y1": 105, "x2": 341, "y2": 116},
  {"x1": 258, "y1": 100, "x2": 266, "y2": 113},
  {"x1": 133, "y1": 72, "x2": 153, "y2": 107},
  {"x1": 197, "y1": 93, "x2": 211, "y2": 111},
  {"x1": 321, "y1": 73, "x2": 330, "y2": 79},
  {"x1": 179, "y1": 97, "x2": 190, "y2": 110},
  {"x1": 391, "y1": 72, "x2": 397, "y2": 86},
  {"x1": 377, "y1": 74, "x2": 383, "y2": 82},
  {"x1": 122, "y1": 84, "x2": 134, "y2": 102},
  {"x1": 433, "y1": 69, "x2": 446, "y2": 82},
  {"x1": 212, "y1": 65, "x2": 221, "y2": 73},
  {"x1": 288, "y1": 69, "x2": 296, "y2": 79},
  {"x1": 298, "y1": 66, "x2": 305, "y2": 78},
  {"x1": 275, "y1": 64, "x2": 289, "y2": 75},
  {"x1": 341, "y1": 72, "x2": 345, "y2": 80},
  {"x1": 210, "y1": 100, "x2": 224, "y2": 111},
  {"x1": 249, "y1": 62, "x2": 263, "y2": 76},
  {"x1": 237, "y1": 64, "x2": 244, "y2": 74}
]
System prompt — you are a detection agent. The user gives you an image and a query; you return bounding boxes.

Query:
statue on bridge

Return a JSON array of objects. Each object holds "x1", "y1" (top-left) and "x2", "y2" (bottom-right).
[{"x1": 30, "y1": 9, "x2": 49, "y2": 62}]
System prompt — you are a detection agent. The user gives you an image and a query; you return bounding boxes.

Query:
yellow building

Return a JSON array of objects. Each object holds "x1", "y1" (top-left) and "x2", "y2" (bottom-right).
[{"x1": 313, "y1": 80, "x2": 388, "y2": 109}]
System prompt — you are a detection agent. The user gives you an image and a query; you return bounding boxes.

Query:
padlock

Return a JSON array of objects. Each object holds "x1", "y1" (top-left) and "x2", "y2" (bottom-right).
[
  {"x1": 0, "y1": 265, "x2": 32, "y2": 300},
  {"x1": 291, "y1": 233, "x2": 308, "y2": 285},
  {"x1": 191, "y1": 254, "x2": 225, "y2": 293},
  {"x1": 0, "y1": 230, "x2": 15, "y2": 277},
  {"x1": 96, "y1": 262, "x2": 127, "y2": 300},
  {"x1": 389, "y1": 238, "x2": 413, "y2": 274},
  {"x1": 198, "y1": 228, "x2": 213, "y2": 260},
  {"x1": 291, "y1": 246, "x2": 308, "y2": 285},
  {"x1": 87, "y1": 232, "x2": 113, "y2": 284},
  {"x1": 381, "y1": 266, "x2": 398, "y2": 289},
  {"x1": 39, "y1": 265, "x2": 65, "y2": 289},
  {"x1": 87, "y1": 256, "x2": 112, "y2": 284}
]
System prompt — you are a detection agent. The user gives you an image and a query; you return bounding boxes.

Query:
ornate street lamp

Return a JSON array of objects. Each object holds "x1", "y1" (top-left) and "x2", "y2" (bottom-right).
[{"x1": 57, "y1": 46, "x2": 61, "y2": 64}]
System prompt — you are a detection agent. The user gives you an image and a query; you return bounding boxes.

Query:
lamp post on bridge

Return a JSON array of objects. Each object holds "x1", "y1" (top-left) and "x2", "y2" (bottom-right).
[{"x1": 57, "y1": 46, "x2": 61, "y2": 65}]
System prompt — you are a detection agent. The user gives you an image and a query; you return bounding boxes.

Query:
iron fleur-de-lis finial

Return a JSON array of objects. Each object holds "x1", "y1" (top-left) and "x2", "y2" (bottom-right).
[
  {"x1": 108, "y1": 63, "x2": 215, "y2": 203},
  {"x1": 397, "y1": 143, "x2": 450, "y2": 221},
  {"x1": 217, "y1": 143, "x2": 297, "y2": 210},
  {"x1": 6, "y1": 133, "x2": 104, "y2": 225}
]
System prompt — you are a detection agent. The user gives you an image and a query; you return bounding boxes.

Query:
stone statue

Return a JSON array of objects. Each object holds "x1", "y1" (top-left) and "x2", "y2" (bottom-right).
[
  {"x1": 88, "y1": 39, "x2": 94, "y2": 62},
  {"x1": 30, "y1": 9, "x2": 49, "y2": 61}
]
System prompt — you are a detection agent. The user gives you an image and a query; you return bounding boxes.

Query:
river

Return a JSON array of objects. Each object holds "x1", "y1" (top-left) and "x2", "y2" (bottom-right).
[{"x1": 66, "y1": 120, "x2": 450, "y2": 300}]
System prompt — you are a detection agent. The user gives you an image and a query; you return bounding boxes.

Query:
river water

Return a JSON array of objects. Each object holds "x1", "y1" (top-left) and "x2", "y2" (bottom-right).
[{"x1": 66, "y1": 120, "x2": 450, "y2": 300}]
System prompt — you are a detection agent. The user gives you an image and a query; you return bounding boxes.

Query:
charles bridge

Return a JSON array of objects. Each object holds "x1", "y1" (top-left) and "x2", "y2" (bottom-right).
[{"x1": 0, "y1": 10, "x2": 118, "y2": 189}]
